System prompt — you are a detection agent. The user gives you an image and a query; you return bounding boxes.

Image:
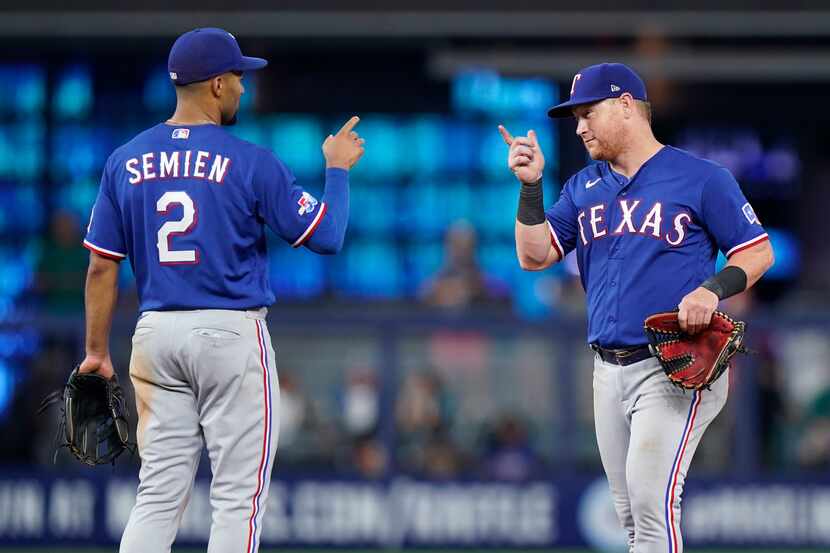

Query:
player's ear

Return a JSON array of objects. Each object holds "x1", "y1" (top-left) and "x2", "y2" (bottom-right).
[
  {"x1": 619, "y1": 93, "x2": 635, "y2": 119},
  {"x1": 210, "y1": 75, "x2": 223, "y2": 98}
]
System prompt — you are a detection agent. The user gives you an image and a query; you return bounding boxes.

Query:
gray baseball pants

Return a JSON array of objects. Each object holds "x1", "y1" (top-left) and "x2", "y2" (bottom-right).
[
  {"x1": 119, "y1": 308, "x2": 280, "y2": 553},
  {"x1": 593, "y1": 352, "x2": 728, "y2": 553}
]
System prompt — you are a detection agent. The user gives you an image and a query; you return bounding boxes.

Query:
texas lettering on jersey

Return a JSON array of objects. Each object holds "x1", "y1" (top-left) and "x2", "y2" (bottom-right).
[
  {"x1": 576, "y1": 200, "x2": 692, "y2": 247},
  {"x1": 545, "y1": 145, "x2": 768, "y2": 347}
]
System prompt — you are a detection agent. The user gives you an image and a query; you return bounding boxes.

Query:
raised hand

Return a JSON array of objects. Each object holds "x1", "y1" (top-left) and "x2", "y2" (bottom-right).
[
  {"x1": 323, "y1": 116, "x2": 366, "y2": 170},
  {"x1": 498, "y1": 125, "x2": 545, "y2": 184}
]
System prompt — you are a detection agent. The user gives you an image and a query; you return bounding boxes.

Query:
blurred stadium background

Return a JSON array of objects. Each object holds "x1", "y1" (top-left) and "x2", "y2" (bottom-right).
[{"x1": 0, "y1": 1, "x2": 828, "y2": 551}]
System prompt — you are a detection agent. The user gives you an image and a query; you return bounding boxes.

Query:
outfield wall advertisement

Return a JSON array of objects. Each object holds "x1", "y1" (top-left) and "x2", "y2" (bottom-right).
[{"x1": 0, "y1": 473, "x2": 829, "y2": 550}]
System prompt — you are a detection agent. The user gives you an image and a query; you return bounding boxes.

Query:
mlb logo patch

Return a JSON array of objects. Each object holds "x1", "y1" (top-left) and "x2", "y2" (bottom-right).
[
  {"x1": 297, "y1": 192, "x2": 319, "y2": 215},
  {"x1": 742, "y1": 202, "x2": 760, "y2": 224},
  {"x1": 172, "y1": 128, "x2": 190, "y2": 140}
]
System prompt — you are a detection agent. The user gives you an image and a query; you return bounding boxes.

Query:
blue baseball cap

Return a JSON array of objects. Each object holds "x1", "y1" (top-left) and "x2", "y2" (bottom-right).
[
  {"x1": 547, "y1": 63, "x2": 647, "y2": 118},
  {"x1": 168, "y1": 27, "x2": 268, "y2": 85}
]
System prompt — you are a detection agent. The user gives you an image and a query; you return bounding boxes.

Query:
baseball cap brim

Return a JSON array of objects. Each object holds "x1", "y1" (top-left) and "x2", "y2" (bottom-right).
[
  {"x1": 235, "y1": 56, "x2": 268, "y2": 72},
  {"x1": 547, "y1": 94, "x2": 611, "y2": 118}
]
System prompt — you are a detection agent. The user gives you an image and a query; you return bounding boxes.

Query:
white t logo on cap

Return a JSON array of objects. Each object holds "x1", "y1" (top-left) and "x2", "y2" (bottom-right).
[{"x1": 570, "y1": 74, "x2": 582, "y2": 97}]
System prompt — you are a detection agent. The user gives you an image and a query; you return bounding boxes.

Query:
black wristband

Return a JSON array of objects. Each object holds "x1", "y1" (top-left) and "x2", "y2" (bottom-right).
[
  {"x1": 700, "y1": 265, "x2": 748, "y2": 300},
  {"x1": 517, "y1": 179, "x2": 545, "y2": 226}
]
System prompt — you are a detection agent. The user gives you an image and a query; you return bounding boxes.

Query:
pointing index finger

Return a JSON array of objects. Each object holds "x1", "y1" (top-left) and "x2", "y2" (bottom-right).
[
  {"x1": 498, "y1": 125, "x2": 514, "y2": 145},
  {"x1": 337, "y1": 116, "x2": 361, "y2": 136}
]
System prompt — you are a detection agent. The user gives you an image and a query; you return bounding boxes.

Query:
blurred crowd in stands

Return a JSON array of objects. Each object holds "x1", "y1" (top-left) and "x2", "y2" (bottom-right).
[{"x1": 3, "y1": 205, "x2": 828, "y2": 479}]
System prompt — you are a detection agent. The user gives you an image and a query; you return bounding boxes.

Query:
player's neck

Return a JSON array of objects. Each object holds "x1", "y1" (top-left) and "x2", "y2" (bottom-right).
[
  {"x1": 609, "y1": 133, "x2": 663, "y2": 178},
  {"x1": 167, "y1": 103, "x2": 220, "y2": 126}
]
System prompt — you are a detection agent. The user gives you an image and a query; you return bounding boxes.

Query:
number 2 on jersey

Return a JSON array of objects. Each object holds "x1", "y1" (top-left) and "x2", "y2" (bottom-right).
[{"x1": 157, "y1": 191, "x2": 199, "y2": 264}]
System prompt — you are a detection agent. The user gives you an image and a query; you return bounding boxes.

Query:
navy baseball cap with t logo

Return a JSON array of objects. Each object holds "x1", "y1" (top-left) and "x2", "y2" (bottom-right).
[
  {"x1": 168, "y1": 27, "x2": 268, "y2": 85},
  {"x1": 547, "y1": 63, "x2": 647, "y2": 118}
]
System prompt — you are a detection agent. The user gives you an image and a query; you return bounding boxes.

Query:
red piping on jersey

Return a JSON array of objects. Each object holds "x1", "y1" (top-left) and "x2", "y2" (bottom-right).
[
  {"x1": 726, "y1": 233, "x2": 769, "y2": 259},
  {"x1": 547, "y1": 221, "x2": 564, "y2": 259},
  {"x1": 83, "y1": 240, "x2": 126, "y2": 261},
  {"x1": 292, "y1": 202, "x2": 328, "y2": 248}
]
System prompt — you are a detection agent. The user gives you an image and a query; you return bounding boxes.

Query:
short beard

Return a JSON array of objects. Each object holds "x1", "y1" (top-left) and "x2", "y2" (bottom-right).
[
  {"x1": 591, "y1": 131, "x2": 626, "y2": 162},
  {"x1": 586, "y1": 141, "x2": 609, "y2": 161},
  {"x1": 221, "y1": 111, "x2": 238, "y2": 126}
]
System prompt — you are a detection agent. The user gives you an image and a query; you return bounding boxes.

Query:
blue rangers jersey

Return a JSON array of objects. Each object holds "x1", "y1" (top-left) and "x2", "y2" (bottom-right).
[
  {"x1": 546, "y1": 146, "x2": 768, "y2": 347},
  {"x1": 84, "y1": 123, "x2": 348, "y2": 312}
]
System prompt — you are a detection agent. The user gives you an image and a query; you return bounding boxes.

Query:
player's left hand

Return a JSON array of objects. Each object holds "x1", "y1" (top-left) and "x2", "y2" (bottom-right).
[
  {"x1": 677, "y1": 287, "x2": 719, "y2": 335},
  {"x1": 323, "y1": 116, "x2": 365, "y2": 170},
  {"x1": 78, "y1": 353, "x2": 115, "y2": 380}
]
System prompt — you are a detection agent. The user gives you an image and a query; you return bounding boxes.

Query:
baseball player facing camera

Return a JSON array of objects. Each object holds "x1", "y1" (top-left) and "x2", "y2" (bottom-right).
[
  {"x1": 500, "y1": 63, "x2": 774, "y2": 553},
  {"x1": 80, "y1": 28, "x2": 364, "y2": 553}
]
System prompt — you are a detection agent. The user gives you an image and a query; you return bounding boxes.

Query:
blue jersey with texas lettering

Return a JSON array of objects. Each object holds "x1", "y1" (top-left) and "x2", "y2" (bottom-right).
[
  {"x1": 84, "y1": 123, "x2": 341, "y2": 312},
  {"x1": 546, "y1": 146, "x2": 768, "y2": 347}
]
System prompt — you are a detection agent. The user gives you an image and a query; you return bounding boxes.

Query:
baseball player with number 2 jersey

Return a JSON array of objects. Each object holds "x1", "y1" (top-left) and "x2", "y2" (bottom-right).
[
  {"x1": 78, "y1": 28, "x2": 365, "y2": 553},
  {"x1": 500, "y1": 63, "x2": 774, "y2": 553}
]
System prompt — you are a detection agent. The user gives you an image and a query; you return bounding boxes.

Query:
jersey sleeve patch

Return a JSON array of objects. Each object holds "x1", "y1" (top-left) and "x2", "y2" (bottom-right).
[
  {"x1": 700, "y1": 168, "x2": 767, "y2": 258},
  {"x1": 291, "y1": 202, "x2": 328, "y2": 248},
  {"x1": 297, "y1": 191, "x2": 319, "y2": 215},
  {"x1": 741, "y1": 202, "x2": 760, "y2": 224}
]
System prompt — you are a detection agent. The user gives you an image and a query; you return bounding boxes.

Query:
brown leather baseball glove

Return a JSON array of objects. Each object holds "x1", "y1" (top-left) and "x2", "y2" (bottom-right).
[{"x1": 643, "y1": 310, "x2": 746, "y2": 391}]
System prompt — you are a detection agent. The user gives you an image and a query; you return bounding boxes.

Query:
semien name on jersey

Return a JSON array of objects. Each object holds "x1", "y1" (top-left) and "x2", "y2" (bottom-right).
[{"x1": 125, "y1": 151, "x2": 232, "y2": 185}]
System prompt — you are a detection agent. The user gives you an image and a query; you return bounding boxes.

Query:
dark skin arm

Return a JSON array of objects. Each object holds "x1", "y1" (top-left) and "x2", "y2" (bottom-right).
[{"x1": 77, "y1": 252, "x2": 120, "y2": 379}]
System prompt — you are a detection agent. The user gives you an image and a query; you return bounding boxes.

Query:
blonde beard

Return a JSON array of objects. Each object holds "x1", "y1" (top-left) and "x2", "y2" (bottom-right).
[{"x1": 591, "y1": 126, "x2": 629, "y2": 162}]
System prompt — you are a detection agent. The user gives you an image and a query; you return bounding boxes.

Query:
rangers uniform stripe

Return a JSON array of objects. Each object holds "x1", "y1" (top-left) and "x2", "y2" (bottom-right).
[
  {"x1": 83, "y1": 239, "x2": 127, "y2": 260},
  {"x1": 246, "y1": 320, "x2": 274, "y2": 553},
  {"x1": 725, "y1": 233, "x2": 769, "y2": 259},
  {"x1": 291, "y1": 202, "x2": 328, "y2": 248},
  {"x1": 664, "y1": 390, "x2": 701, "y2": 553},
  {"x1": 546, "y1": 220, "x2": 564, "y2": 259}
]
